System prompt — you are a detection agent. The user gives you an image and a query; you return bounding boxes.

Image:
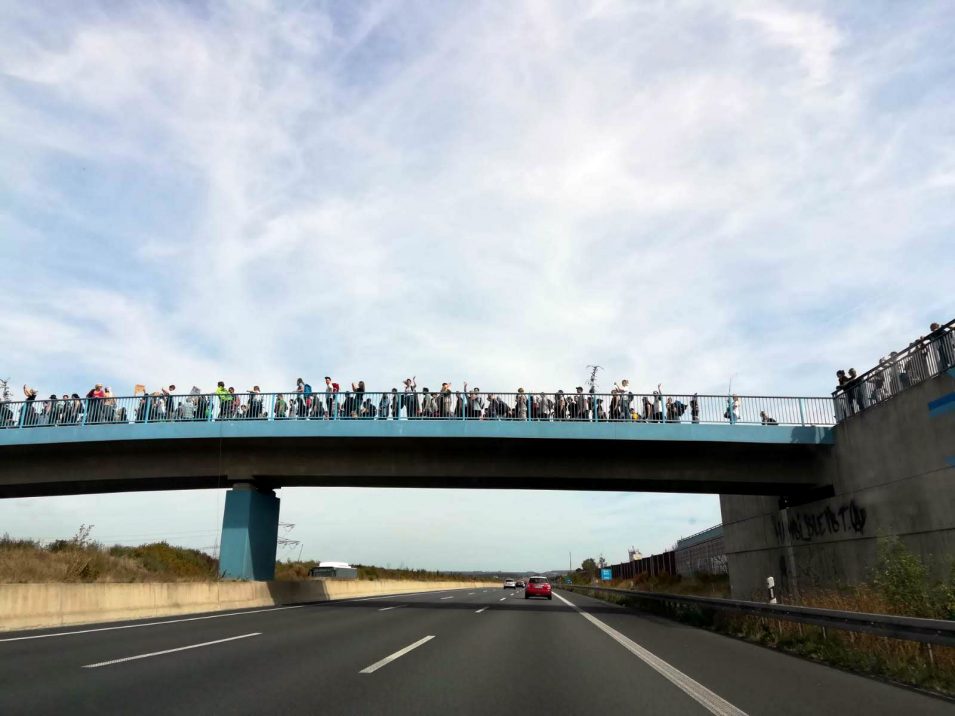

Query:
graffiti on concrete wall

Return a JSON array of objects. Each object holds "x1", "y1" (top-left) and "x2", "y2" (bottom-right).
[{"x1": 773, "y1": 500, "x2": 867, "y2": 543}]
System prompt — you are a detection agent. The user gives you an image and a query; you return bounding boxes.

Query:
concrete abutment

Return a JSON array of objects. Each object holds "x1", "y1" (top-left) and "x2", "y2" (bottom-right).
[{"x1": 720, "y1": 371, "x2": 955, "y2": 599}]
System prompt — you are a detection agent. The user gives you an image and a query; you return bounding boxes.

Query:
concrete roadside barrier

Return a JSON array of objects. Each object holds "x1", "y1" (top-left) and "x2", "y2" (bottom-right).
[{"x1": 0, "y1": 579, "x2": 500, "y2": 632}]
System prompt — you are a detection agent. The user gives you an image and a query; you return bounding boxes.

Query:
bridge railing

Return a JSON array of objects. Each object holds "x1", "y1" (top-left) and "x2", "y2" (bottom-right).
[
  {"x1": 0, "y1": 390, "x2": 837, "y2": 429},
  {"x1": 832, "y1": 318, "x2": 954, "y2": 420}
]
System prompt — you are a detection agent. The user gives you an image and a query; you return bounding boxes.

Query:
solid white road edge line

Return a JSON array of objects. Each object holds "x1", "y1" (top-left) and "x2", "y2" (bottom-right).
[
  {"x1": 553, "y1": 593, "x2": 748, "y2": 716},
  {"x1": 359, "y1": 635, "x2": 435, "y2": 674},
  {"x1": 475, "y1": 607, "x2": 488, "y2": 614},
  {"x1": 0, "y1": 606, "x2": 303, "y2": 643},
  {"x1": 82, "y1": 633, "x2": 261, "y2": 669}
]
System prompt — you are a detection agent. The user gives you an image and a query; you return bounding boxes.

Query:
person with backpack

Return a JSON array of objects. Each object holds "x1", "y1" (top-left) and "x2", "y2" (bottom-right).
[{"x1": 303, "y1": 380, "x2": 313, "y2": 416}]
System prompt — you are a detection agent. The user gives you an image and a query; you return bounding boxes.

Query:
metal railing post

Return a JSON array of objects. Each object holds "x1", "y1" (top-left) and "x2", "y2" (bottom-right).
[{"x1": 798, "y1": 398, "x2": 806, "y2": 426}]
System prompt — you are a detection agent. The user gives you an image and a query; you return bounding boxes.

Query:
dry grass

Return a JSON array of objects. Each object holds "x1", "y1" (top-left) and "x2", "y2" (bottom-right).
[
  {"x1": 612, "y1": 572, "x2": 731, "y2": 598},
  {"x1": 0, "y1": 532, "x2": 218, "y2": 583},
  {"x1": 273, "y1": 559, "x2": 486, "y2": 583},
  {"x1": 2, "y1": 533, "x2": 490, "y2": 585}
]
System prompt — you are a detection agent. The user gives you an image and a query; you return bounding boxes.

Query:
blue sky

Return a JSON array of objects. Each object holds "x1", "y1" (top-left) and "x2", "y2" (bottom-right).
[{"x1": 1, "y1": 0, "x2": 953, "y2": 570}]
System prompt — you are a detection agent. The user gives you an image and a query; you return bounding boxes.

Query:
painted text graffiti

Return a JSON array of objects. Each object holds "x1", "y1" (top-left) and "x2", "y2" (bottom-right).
[{"x1": 774, "y1": 500, "x2": 867, "y2": 543}]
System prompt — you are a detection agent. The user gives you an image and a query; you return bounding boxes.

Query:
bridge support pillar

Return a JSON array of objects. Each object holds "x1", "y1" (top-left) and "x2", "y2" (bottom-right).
[{"x1": 219, "y1": 484, "x2": 280, "y2": 581}]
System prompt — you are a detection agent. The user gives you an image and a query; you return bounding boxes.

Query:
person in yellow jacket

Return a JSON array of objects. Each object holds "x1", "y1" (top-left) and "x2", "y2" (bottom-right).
[{"x1": 215, "y1": 381, "x2": 233, "y2": 419}]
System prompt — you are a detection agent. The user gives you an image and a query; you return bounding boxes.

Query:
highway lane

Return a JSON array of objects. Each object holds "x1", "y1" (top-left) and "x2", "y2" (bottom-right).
[{"x1": 0, "y1": 586, "x2": 951, "y2": 715}]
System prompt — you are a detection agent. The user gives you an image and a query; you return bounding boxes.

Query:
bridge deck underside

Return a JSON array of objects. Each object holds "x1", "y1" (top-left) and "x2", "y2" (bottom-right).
[{"x1": 0, "y1": 433, "x2": 831, "y2": 498}]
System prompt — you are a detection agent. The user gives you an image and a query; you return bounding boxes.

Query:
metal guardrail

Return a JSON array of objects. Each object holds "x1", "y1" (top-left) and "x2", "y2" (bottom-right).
[
  {"x1": 562, "y1": 584, "x2": 955, "y2": 647},
  {"x1": 0, "y1": 390, "x2": 837, "y2": 429},
  {"x1": 833, "y1": 318, "x2": 954, "y2": 420}
]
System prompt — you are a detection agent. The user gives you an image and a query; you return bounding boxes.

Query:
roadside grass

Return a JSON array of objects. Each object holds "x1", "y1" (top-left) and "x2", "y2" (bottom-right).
[
  {"x1": 2, "y1": 529, "x2": 489, "y2": 584},
  {"x1": 577, "y1": 539, "x2": 955, "y2": 695},
  {"x1": 0, "y1": 528, "x2": 217, "y2": 582},
  {"x1": 273, "y1": 560, "x2": 482, "y2": 582}
]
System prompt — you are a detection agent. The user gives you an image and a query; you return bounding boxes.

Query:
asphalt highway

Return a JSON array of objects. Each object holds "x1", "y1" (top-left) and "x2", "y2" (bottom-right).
[{"x1": 0, "y1": 587, "x2": 950, "y2": 715}]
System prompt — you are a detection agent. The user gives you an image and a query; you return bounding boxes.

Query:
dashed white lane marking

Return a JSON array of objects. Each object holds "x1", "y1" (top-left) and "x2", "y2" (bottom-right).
[
  {"x1": 359, "y1": 636, "x2": 435, "y2": 674},
  {"x1": 378, "y1": 605, "x2": 406, "y2": 612},
  {"x1": 468, "y1": 592, "x2": 475, "y2": 595},
  {"x1": 440, "y1": 596, "x2": 454, "y2": 600},
  {"x1": 499, "y1": 597, "x2": 507, "y2": 601},
  {"x1": 353, "y1": 590, "x2": 445, "y2": 602},
  {"x1": 82, "y1": 633, "x2": 261, "y2": 669},
  {"x1": 475, "y1": 607, "x2": 488, "y2": 614},
  {"x1": 0, "y1": 606, "x2": 302, "y2": 643},
  {"x1": 553, "y1": 593, "x2": 747, "y2": 716}
]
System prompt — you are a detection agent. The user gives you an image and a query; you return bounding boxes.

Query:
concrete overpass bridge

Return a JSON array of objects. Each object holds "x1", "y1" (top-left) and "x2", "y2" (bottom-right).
[{"x1": 0, "y1": 390, "x2": 836, "y2": 580}]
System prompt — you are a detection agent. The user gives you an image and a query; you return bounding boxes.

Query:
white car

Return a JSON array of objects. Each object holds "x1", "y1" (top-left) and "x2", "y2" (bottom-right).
[{"x1": 503, "y1": 579, "x2": 517, "y2": 589}]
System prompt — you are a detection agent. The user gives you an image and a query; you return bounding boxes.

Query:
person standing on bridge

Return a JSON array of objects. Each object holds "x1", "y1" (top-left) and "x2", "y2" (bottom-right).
[
  {"x1": 161, "y1": 385, "x2": 177, "y2": 421},
  {"x1": 274, "y1": 393, "x2": 288, "y2": 419},
  {"x1": 554, "y1": 390, "x2": 567, "y2": 420},
  {"x1": 464, "y1": 383, "x2": 484, "y2": 418},
  {"x1": 324, "y1": 377, "x2": 336, "y2": 418},
  {"x1": 574, "y1": 387, "x2": 588, "y2": 421},
  {"x1": 928, "y1": 322, "x2": 952, "y2": 371},
  {"x1": 537, "y1": 392, "x2": 553, "y2": 420},
  {"x1": 215, "y1": 381, "x2": 232, "y2": 419},
  {"x1": 438, "y1": 383, "x2": 453, "y2": 418},
  {"x1": 293, "y1": 378, "x2": 306, "y2": 418},
  {"x1": 247, "y1": 386, "x2": 263, "y2": 419},
  {"x1": 420, "y1": 387, "x2": 436, "y2": 417},
  {"x1": 402, "y1": 377, "x2": 417, "y2": 419},
  {"x1": 652, "y1": 385, "x2": 663, "y2": 422},
  {"x1": 725, "y1": 394, "x2": 740, "y2": 424},
  {"x1": 515, "y1": 388, "x2": 529, "y2": 420}
]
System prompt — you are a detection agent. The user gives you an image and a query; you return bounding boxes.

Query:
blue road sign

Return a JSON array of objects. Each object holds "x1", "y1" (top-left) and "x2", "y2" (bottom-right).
[{"x1": 600, "y1": 568, "x2": 612, "y2": 581}]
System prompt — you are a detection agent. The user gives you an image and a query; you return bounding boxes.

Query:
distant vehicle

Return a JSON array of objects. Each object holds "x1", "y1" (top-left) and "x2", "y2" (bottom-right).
[
  {"x1": 516, "y1": 580, "x2": 526, "y2": 588},
  {"x1": 524, "y1": 576, "x2": 552, "y2": 600},
  {"x1": 308, "y1": 561, "x2": 358, "y2": 579},
  {"x1": 503, "y1": 579, "x2": 517, "y2": 589}
]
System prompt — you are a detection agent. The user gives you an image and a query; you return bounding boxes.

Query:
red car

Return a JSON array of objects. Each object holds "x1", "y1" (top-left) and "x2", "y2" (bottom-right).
[{"x1": 524, "y1": 576, "x2": 552, "y2": 600}]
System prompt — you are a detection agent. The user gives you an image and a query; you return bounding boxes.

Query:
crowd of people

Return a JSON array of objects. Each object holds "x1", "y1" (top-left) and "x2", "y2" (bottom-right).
[
  {"x1": 834, "y1": 321, "x2": 953, "y2": 418},
  {"x1": 0, "y1": 376, "x2": 768, "y2": 427},
  {"x1": 5, "y1": 320, "x2": 948, "y2": 429}
]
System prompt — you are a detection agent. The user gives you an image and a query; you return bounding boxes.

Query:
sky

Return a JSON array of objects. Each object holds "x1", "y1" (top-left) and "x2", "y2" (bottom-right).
[{"x1": 1, "y1": 0, "x2": 953, "y2": 571}]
